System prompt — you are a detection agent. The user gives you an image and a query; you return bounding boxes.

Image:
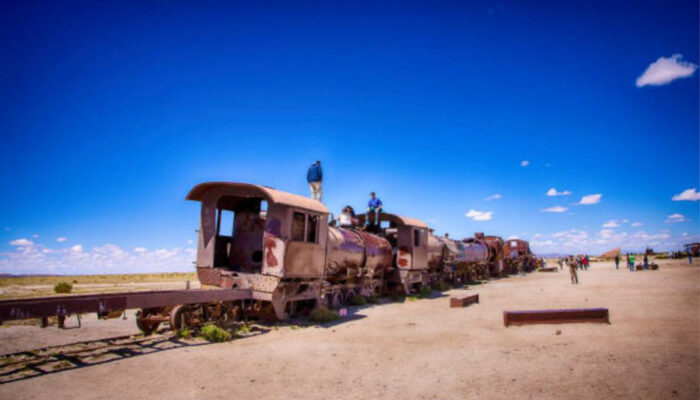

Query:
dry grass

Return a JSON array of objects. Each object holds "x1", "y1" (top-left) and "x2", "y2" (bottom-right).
[{"x1": 0, "y1": 272, "x2": 197, "y2": 287}]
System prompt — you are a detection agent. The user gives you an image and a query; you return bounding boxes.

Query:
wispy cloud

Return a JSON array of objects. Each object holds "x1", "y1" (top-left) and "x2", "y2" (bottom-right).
[
  {"x1": 546, "y1": 188, "x2": 571, "y2": 197},
  {"x1": 602, "y1": 220, "x2": 619, "y2": 228},
  {"x1": 465, "y1": 210, "x2": 493, "y2": 221},
  {"x1": 672, "y1": 188, "x2": 700, "y2": 201},
  {"x1": 56, "y1": 237, "x2": 68, "y2": 243},
  {"x1": 665, "y1": 213, "x2": 685, "y2": 223},
  {"x1": 542, "y1": 206, "x2": 568, "y2": 213},
  {"x1": 520, "y1": 160, "x2": 530, "y2": 167},
  {"x1": 577, "y1": 194, "x2": 602, "y2": 205},
  {"x1": 631, "y1": 222, "x2": 643, "y2": 227},
  {"x1": 9, "y1": 238, "x2": 34, "y2": 246},
  {"x1": 484, "y1": 193, "x2": 502, "y2": 201},
  {"x1": 636, "y1": 54, "x2": 697, "y2": 87}
]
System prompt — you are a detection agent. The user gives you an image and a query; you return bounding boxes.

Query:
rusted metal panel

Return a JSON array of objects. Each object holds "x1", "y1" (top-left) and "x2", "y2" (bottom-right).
[
  {"x1": 0, "y1": 289, "x2": 252, "y2": 322},
  {"x1": 356, "y1": 212, "x2": 429, "y2": 229},
  {"x1": 187, "y1": 182, "x2": 328, "y2": 214},
  {"x1": 450, "y1": 294, "x2": 479, "y2": 308},
  {"x1": 503, "y1": 308, "x2": 610, "y2": 327}
]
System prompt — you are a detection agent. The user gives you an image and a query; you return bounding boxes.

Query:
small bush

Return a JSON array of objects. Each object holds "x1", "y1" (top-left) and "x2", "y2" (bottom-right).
[
  {"x1": 176, "y1": 328, "x2": 191, "y2": 339},
  {"x1": 435, "y1": 281, "x2": 451, "y2": 292},
  {"x1": 236, "y1": 324, "x2": 251, "y2": 335},
  {"x1": 54, "y1": 282, "x2": 73, "y2": 294},
  {"x1": 390, "y1": 294, "x2": 404, "y2": 302},
  {"x1": 418, "y1": 286, "x2": 433, "y2": 298},
  {"x1": 349, "y1": 294, "x2": 367, "y2": 306},
  {"x1": 406, "y1": 295, "x2": 418, "y2": 302},
  {"x1": 367, "y1": 295, "x2": 380, "y2": 304},
  {"x1": 72, "y1": 279, "x2": 78, "y2": 284},
  {"x1": 309, "y1": 306, "x2": 339, "y2": 323},
  {"x1": 200, "y1": 324, "x2": 231, "y2": 342}
]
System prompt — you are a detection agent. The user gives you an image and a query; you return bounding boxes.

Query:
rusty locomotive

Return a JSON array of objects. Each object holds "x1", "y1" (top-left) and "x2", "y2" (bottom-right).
[{"x1": 0, "y1": 182, "x2": 536, "y2": 333}]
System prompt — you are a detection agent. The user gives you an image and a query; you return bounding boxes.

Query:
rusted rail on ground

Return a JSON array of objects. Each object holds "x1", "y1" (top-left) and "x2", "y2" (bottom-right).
[
  {"x1": 0, "y1": 289, "x2": 252, "y2": 323},
  {"x1": 503, "y1": 308, "x2": 609, "y2": 327},
  {"x1": 450, "y1": 294, "x2": 479, "y2": 308}
]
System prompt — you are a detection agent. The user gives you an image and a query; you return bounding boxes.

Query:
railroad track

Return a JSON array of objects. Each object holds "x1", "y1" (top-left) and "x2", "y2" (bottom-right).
[{"x1": 0, "y1": 333, "x2": 207, "y2": 384}]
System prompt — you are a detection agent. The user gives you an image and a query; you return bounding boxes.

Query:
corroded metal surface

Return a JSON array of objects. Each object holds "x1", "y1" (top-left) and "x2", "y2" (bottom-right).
[
  {"x1": 450, "y1": 294, "x2": 479, "y2": 308},
  {"x1": 503, "y1": 308, "x2": 610, "y2": 327},
  {"x1": 0, "y1": 289, "x2": 252, "y2": 322},
  {"x1": 186, "y1": 182, "x2": 328, "y2": 213}
]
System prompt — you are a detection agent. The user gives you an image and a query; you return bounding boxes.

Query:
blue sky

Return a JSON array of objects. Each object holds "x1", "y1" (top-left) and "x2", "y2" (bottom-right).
[{"x1": 1, "y1": 1, "x2": 698, "y2": 274}]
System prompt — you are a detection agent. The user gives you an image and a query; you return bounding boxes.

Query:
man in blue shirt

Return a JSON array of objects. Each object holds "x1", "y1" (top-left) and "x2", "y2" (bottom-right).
[
  {"x1": 366, "y1": 192, "x2": 382, "y2": 227},
  {"x1": 306, "y1": 161, "x2": 323, "y2": 201}
]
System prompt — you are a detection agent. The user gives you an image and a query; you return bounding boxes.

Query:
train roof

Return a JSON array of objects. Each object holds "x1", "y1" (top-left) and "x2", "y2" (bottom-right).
[
  {"x1": 356, "y1": 212, "x2": 428, "y2": 228},
  {"x1": 186, "y1": 182, "x2": 328, "y2": 214}
]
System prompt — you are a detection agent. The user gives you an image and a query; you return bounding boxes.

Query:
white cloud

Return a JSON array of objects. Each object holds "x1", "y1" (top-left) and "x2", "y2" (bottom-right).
[
  {"x1": 465, "y1": 210, "x2": 493, "y2": 221},
  {"x1": 546, "y1": 188, "x2": 571, "y2": 196},
  {"x1": 9, "y1": 238, "x2": 34, "y2": 246},
  {"x1": 631, "y1": 222, "x2": 643, "y2": 227},
  {"x1": 520, "y1": 160, "x2": 530, "y2": 167},
  {"x1": 32, "y1": 234, "x2": 39, "y2": 239},
  {"x1": 622, "y1": 219, "x2": 629, "y2": 223},
  {"x1": 672, "y1": 188, "x2": 700, "y2": 201},
  {"x1": 0, "y1": 242, "x2": 197, "y2": 275},
  {"x1": 56, "y1": 237, "x2": 68, "y2": 243},
  {"x1": 484, "y1": 193, "x2": 502, "y2": 201},
  {"x1": 636, "y1": 54, "x2": 698, "y2": 87},
  {"x1": 542, "y1": 206, "x2": 568, "y2": 213},
  {"x1": 577, "y1": 194, "x2": 602, "y2": 205},
  {"x1": 602, "y1": 220, "x2": 620, "y2": 228},
  {"x1": 665, "y1": 213, "x2": 685, "y2": 223}
]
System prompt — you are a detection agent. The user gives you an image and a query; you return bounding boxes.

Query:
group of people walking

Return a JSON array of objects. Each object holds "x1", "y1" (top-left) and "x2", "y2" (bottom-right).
[{"x1": 307, "y1": 161, "x2": 384, "y2": 229}]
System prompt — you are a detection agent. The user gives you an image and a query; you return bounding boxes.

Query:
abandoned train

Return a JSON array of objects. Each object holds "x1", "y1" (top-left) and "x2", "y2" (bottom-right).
[
  {"x1": 0, "y1": 181, "x2": 536, "y2": 334},
  {"x1": 185, "y1": 182, "x2": 535, "y2": 322}
]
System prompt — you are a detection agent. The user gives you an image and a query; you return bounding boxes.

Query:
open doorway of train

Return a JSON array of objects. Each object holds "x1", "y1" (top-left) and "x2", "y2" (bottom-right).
[{"x1": 213, "y1": 196, "x2": 267, "y2": 273}]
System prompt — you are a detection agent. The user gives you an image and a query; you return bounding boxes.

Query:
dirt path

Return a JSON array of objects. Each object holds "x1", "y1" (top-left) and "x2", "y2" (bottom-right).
[{"x1": 0, "y1": 260, "x2": 697, "y2": 399}]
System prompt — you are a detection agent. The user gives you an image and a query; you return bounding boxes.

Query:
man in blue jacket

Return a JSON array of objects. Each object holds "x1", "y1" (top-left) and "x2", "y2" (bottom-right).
[
  {"x1": 307, "y1": 161, "x2": 323, "y2": 201},
  {"x1": 366, "y1": 192, "x2": 382, "y2": 227}
]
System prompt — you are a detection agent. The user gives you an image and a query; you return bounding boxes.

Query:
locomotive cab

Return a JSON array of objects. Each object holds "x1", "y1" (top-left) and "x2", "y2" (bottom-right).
[{"x1": 187, "y1": 182, "x2": 329, "y2": 285}]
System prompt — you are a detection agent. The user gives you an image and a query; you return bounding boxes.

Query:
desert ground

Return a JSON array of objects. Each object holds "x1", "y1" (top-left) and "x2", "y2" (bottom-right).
[{"x1": 0, "y1": 259, "x2": 697, "y2": 399}]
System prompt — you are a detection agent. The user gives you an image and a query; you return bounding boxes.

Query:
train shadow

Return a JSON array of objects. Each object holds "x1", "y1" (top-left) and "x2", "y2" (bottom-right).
[{"x1": 0, "y1": 327, "x2": 269, "y2": 385}]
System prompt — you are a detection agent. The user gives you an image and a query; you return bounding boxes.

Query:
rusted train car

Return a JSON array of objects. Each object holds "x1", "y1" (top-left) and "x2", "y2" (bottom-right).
[
  {"x1": 503, "y1": 238, "x2": 535, "y2": 273},
  {"x1": 0, "y1": 181, "x2": 536, "y2": 333}
]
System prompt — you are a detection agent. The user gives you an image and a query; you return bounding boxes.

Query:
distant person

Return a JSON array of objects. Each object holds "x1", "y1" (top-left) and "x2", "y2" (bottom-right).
[
  {"x1": 307, "y1": 161, "x2": 323, "y2": 201},
  {"x1": 583, "y1": 255, "x2": 590, "y2": 270},
  {"x1": 643, "y1": 254, "x2": 649, "y2": 270},
  {"x1": 615, "y1": 254, "x2": 620, "y2": 270},
  {"x1": 629, "y1": 253, "x2": 636, "y2": 271},
  {"x1": 558, "y1": 258, "x2": 563, "y2": 270},
  {"x1": 689, "y1": 250, "x2": 693, "y2": 265},
  {"x1": 568, "y1": 256, "x2": 579, "y2": 284},
  {"x1": 366, "y1": 192, "x2": 383, "y2": 227}
]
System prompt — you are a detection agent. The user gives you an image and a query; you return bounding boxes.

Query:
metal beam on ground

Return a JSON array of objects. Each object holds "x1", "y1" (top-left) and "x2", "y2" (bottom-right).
[
  {"x1": 0, "y1": 289, "x2": 253, "y2": 322},
  {"x1": 503, "y1": 308, "x2": 609, "y2": 327}
]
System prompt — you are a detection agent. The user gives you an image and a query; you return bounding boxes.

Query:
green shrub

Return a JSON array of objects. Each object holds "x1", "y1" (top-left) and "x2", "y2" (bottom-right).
[
  {"x1": 309, "y1": 306, "x2": 339, "y2": 323},
  {"x1": 200, "y1": 324, "x2": 231, "y2": 342},
  {"x1": 176, "y1": 328, "x2": 191, "y2": 339},
  {"x1": 435, "y1": 281, "x2": 451, "y2": 292},
  {"x1": 236, "y1": 324, "x2": 251, "y2": 335},
  {"x1": 54, "y1": 282, "x2": 73, "y2": 294},
  {"x1": 418, "y1": 286, "x2": 433, "y2": 298},
  {"x1": 367, "y1": 295, "x2": 380, "y2": 304},
  {"x1": 406, "y1": 295, "x2": 418, "y2": 302},
  {"x1": 349, "y1": 294, "x2": 367, "y2": 306}
]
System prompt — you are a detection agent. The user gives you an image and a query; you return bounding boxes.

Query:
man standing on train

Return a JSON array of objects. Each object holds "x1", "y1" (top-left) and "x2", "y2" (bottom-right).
[
  {"x1": 307, "y1": 160, "x2": 323, "y2": 202},
  {"x1": 366, "y1": 192, "x2": 383, "y2": 227}
]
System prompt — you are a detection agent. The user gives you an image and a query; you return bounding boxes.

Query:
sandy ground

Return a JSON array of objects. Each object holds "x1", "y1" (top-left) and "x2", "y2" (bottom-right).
[{"x1": 0, "y1": 259, "x2": 697, "y2": 399}]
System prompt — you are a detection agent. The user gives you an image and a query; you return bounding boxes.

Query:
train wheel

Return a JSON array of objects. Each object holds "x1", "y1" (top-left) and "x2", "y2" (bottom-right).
[
  {"x1": 344, "y1": 289, "x2": 357, "y2": 305},
  {"x1": 136, "y1": 309, "x2": 161, "y2": 336}
]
